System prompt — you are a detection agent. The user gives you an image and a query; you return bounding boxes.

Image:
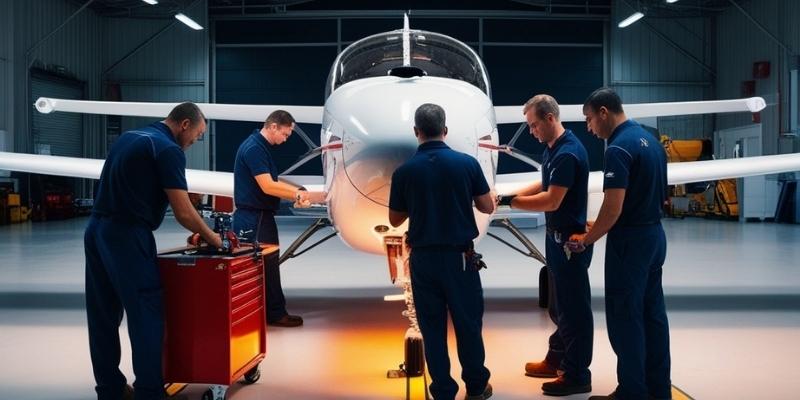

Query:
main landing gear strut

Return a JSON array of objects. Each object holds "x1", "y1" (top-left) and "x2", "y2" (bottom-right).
[{"x1": 385, "y1": 236, "x2": 430, "y2": 400}]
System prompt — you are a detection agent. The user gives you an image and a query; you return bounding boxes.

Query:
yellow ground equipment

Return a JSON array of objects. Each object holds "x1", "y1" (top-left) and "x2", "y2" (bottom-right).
[{"x1": 661, "y1": 135, "x2": 738, "y2": 219}]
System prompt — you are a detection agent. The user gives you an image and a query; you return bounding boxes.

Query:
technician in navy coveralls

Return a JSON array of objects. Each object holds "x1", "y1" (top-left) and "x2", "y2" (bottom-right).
[
  {"x1": 507, "y1": 94, "x2": 594, "y2": 396},
  {"x1": 85, "y1": 103, "x2": 222, "y2": 400},
  {"x1": 569, "y1": 88, "x2": 671, "y2": 400},
  {"x1": 233, "y1": 110, "x2": 326, "y2": 327},
  {"x1": 388, "y1": 103, "x2": 496, "y2": 400}
]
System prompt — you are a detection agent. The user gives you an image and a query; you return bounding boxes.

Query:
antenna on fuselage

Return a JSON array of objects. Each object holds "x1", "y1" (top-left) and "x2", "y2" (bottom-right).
[{"x1": 402, "y1": 13, "x2": 410, "y2": 67}]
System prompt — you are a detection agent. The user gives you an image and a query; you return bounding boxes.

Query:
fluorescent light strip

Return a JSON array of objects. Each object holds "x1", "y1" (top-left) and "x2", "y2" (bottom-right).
[
  {"x1": 618, "y1": 12, "x2": 645, "y2": 28},
  {"x1": 175, "y1": 13, "x2": 203, "y2": 30},
  {"x1": 666, "y1": 0, "x2": 679, "y2": 3},
  {"x1": 141, "y1": 0, "x2": 158, "y2": 5}
]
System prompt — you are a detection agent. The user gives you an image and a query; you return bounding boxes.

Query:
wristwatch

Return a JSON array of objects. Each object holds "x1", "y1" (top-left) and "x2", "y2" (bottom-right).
[{"x1": 295, "y1": 188, "x2": 307, "y2": 202}]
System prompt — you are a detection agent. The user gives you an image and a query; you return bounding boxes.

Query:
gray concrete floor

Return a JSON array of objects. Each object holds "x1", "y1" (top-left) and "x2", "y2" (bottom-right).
[{"x1": 0, "y1": 217, "x2": 799, "y2": 399}]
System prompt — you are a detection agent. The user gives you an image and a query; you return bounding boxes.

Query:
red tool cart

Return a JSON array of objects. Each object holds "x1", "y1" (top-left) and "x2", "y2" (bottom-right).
[{"x1": 157, "y1": 244, "x2": 277, "y2": 400}]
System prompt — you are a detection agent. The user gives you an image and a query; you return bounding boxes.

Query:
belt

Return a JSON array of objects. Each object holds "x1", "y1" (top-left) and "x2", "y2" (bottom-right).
[{"x1": 546, "y1": 226, "x2": 584, "y2": 244}]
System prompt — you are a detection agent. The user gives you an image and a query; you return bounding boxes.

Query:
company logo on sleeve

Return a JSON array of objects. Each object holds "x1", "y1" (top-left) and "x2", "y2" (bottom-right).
[{"x1": 605, "y1": 171, "x2": 615, "y2": 178}]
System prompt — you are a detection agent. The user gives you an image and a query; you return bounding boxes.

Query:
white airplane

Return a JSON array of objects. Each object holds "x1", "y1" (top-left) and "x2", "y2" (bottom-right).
[{"x1": 2, "y1": 17, "x2": 800, "y2": 386}]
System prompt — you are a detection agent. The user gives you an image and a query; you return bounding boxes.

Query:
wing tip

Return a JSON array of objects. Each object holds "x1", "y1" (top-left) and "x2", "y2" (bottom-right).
[
  {"x1": 747, "y1": 97, "x2": 766, "y2": 112},
  {"x1": 34, "y1": 97, "x2": 54, "y2": 114}
]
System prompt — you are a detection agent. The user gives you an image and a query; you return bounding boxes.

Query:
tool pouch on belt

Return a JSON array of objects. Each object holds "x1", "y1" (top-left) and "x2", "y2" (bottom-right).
[{"x1": 464, "y1": 242, "x2": 487, "y2": 271}]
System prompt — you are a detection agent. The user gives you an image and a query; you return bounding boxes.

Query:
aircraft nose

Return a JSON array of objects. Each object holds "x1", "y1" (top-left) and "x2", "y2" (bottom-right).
[{"x1": 340, "y1": 115, "x2": 418, "y2": 207}]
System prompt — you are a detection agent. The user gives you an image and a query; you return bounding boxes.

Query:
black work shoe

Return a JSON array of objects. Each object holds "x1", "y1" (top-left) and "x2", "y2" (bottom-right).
[
  {"x1": 541, "y1": 376, "x2": 591, "y2": 396},
  {"x1": 588, "y1": 392, "x2": 617, "y2": 400},
  {"x1": 268, "y1": 314, "x2": 304, "y2": 327},
  {"x1": 464, "y1": 383, "x2": 492, "y2": 400},
  {"x1": 524, "y1": 360, "x2": 559, "y2": 378},
  {"x1": 122, "y1": 384, "x2": 134, "y2": 400}
]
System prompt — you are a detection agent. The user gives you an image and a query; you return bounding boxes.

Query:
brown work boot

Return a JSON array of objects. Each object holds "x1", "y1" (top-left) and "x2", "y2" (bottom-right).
[
  {"x1": 268, "y1": 314, "x2": 303, "y2": 327},
  {"x1": 541, "y1": 376, "x2": 591, "y2": 396},
  {"x1": 524, "y1": 360, "x2": 559, "y2": 378},
  {"x1": 464, "y1": 382, "x2": 492, "y2": 400}
]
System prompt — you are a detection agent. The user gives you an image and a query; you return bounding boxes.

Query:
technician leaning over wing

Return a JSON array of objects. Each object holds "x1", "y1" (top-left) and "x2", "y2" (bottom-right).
[
  {"x1": 84, "y1": 102, "x2": 222, "y2": 400},
  {"x1": 388, "y1": 103, "x2": 496, "y2": 400}
]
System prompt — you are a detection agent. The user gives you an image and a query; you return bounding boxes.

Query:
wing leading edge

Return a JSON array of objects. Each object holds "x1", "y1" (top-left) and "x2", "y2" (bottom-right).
[
  {"x1": 494, "y1": 97, "x2": 766, "y2": 124},
  {"x1": 0, "y1": 151, "x2": 325, "y2": 197},
  {"x1": 495, "y1": 153, "x2": 800, "y2": 196},
  {"x1": 35, "y1": 97, "x2": 324, "y2": 124}
]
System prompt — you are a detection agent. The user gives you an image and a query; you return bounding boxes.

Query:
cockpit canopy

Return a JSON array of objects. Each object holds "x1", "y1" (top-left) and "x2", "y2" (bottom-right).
[{"x1": 326, "y1": 29, "x2": 490, "y2": 98}]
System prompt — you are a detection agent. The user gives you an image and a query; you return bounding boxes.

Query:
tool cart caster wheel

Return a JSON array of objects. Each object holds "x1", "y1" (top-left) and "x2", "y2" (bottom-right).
[
  {"x1": 202, "y1": 385, "x2": 227, "y2": 400},
  {"x1": 243, "y1": 365, "x2": 261, "y2": 384}
]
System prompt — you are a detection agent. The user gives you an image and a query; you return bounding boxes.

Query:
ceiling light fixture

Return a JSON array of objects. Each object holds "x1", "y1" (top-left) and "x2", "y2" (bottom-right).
[
  {"x1": 141, "y1": 0, "x2": 158, "y2": 5},
  {"x1": 666, "y1": 0, "x2": 679, "y2": 4},
  {"x1": 618, "y1": 11, "x2": 645, "y2": 28},
  {"x1": 175, "y1": 13, "x2": 203, "y2": 30}
]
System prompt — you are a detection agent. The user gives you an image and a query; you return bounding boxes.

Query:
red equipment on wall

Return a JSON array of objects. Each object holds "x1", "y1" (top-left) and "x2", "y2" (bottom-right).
[{"x1": 157, "y1": 244, "x2": 277, "y2": 400}]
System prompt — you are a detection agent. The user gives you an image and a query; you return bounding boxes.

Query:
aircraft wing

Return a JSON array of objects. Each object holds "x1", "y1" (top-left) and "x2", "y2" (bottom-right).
[
  {"x1": 34, "y1": 97, "x2": 324, "y2": 124},
  {"x1": 495, "y1": 153, "x2": 800, "y2": 197},
  {"x1": 0, "y1": 151, "x2": 326, "y2": 197},
  {"x1": 494, "y1": 97, "x2": 766, "y2": 124}
]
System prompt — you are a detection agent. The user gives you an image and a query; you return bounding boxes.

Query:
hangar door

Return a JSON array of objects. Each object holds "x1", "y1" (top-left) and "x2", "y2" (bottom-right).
[
  {"x1": 30, "y1": 70, "x2": 84, "y2": 157},
  {"x1": 214, "y1": 16, "x2": 604, "y2": 174}
]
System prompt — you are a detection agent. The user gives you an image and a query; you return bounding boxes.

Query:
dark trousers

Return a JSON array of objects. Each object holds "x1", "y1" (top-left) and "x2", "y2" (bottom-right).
[
  {"x1": 543, "y1": 234, "x2": 594, "y2": 385},
  {"x1": 605, "y1": 224, "x2": 671, "y2": 400},
  {"x1": 84, "y1": 216, "x2": 164, "y2": 400},
  {"x1": 233, "y1": 209, "x2": 287, "y2": 322},
  {"x1": 409, "y1": 247, "x2": 491, "y2": 400}
]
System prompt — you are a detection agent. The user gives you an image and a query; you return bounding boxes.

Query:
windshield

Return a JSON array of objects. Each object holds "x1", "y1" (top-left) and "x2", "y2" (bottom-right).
[{"x1": 326, "y1": 29, "x2": 490, "y2": 97}]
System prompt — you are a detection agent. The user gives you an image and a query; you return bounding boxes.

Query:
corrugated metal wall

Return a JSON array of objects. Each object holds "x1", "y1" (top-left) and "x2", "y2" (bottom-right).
[
  {"x1": 610, "y1": 1, "x2": 715, "y2": 140},
  {"x1": 104, "y1": 0, "x2": 209, "y2": 169},
  {"x1": 0, "y1": 0, "x2": 12, "y2": 151},
  {"x1": 715, "y1": 0, "x2": 799, "y2": 156},
  {"x1": 11, "y1": 0, "x2": 103, "y2": 158}
]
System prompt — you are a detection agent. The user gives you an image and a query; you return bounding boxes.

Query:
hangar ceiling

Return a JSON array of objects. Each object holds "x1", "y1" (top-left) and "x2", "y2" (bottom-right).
[{"x1": 74, "y1": 0, "x2": 744, "y2": 20}]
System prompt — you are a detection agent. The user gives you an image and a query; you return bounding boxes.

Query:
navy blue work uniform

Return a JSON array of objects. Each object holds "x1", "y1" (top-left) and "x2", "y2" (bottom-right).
[
  {"x1": 85, "y1": 122, "x2": 187, "y2": 400},
  {"x1": 389, "y1": 141, "x2": 491, "y2": 400},
  {"x1": 232, "y1": 130, "x2": 286, "y2": 323},
  {"x1": 603, "y1": 120, "x2": 670, "y2": 400},
  {"x1": 540, "y1": 130, "x2": 594, "y2": 386}
]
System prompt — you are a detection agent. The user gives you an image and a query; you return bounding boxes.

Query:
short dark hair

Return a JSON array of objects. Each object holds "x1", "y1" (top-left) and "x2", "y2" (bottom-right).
[
  {"x1": 166, "y1": 102, "x2": 205, "y2": 125},
  {"x1": 264, "y1": 110, "x2": 295, "y2": 127},
  {"x1": 583, "y1": 87, "x2": 624, "y2": 114},
  {"x1": 414, "y1": 103, "x2": 446, "y2": 138}
]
